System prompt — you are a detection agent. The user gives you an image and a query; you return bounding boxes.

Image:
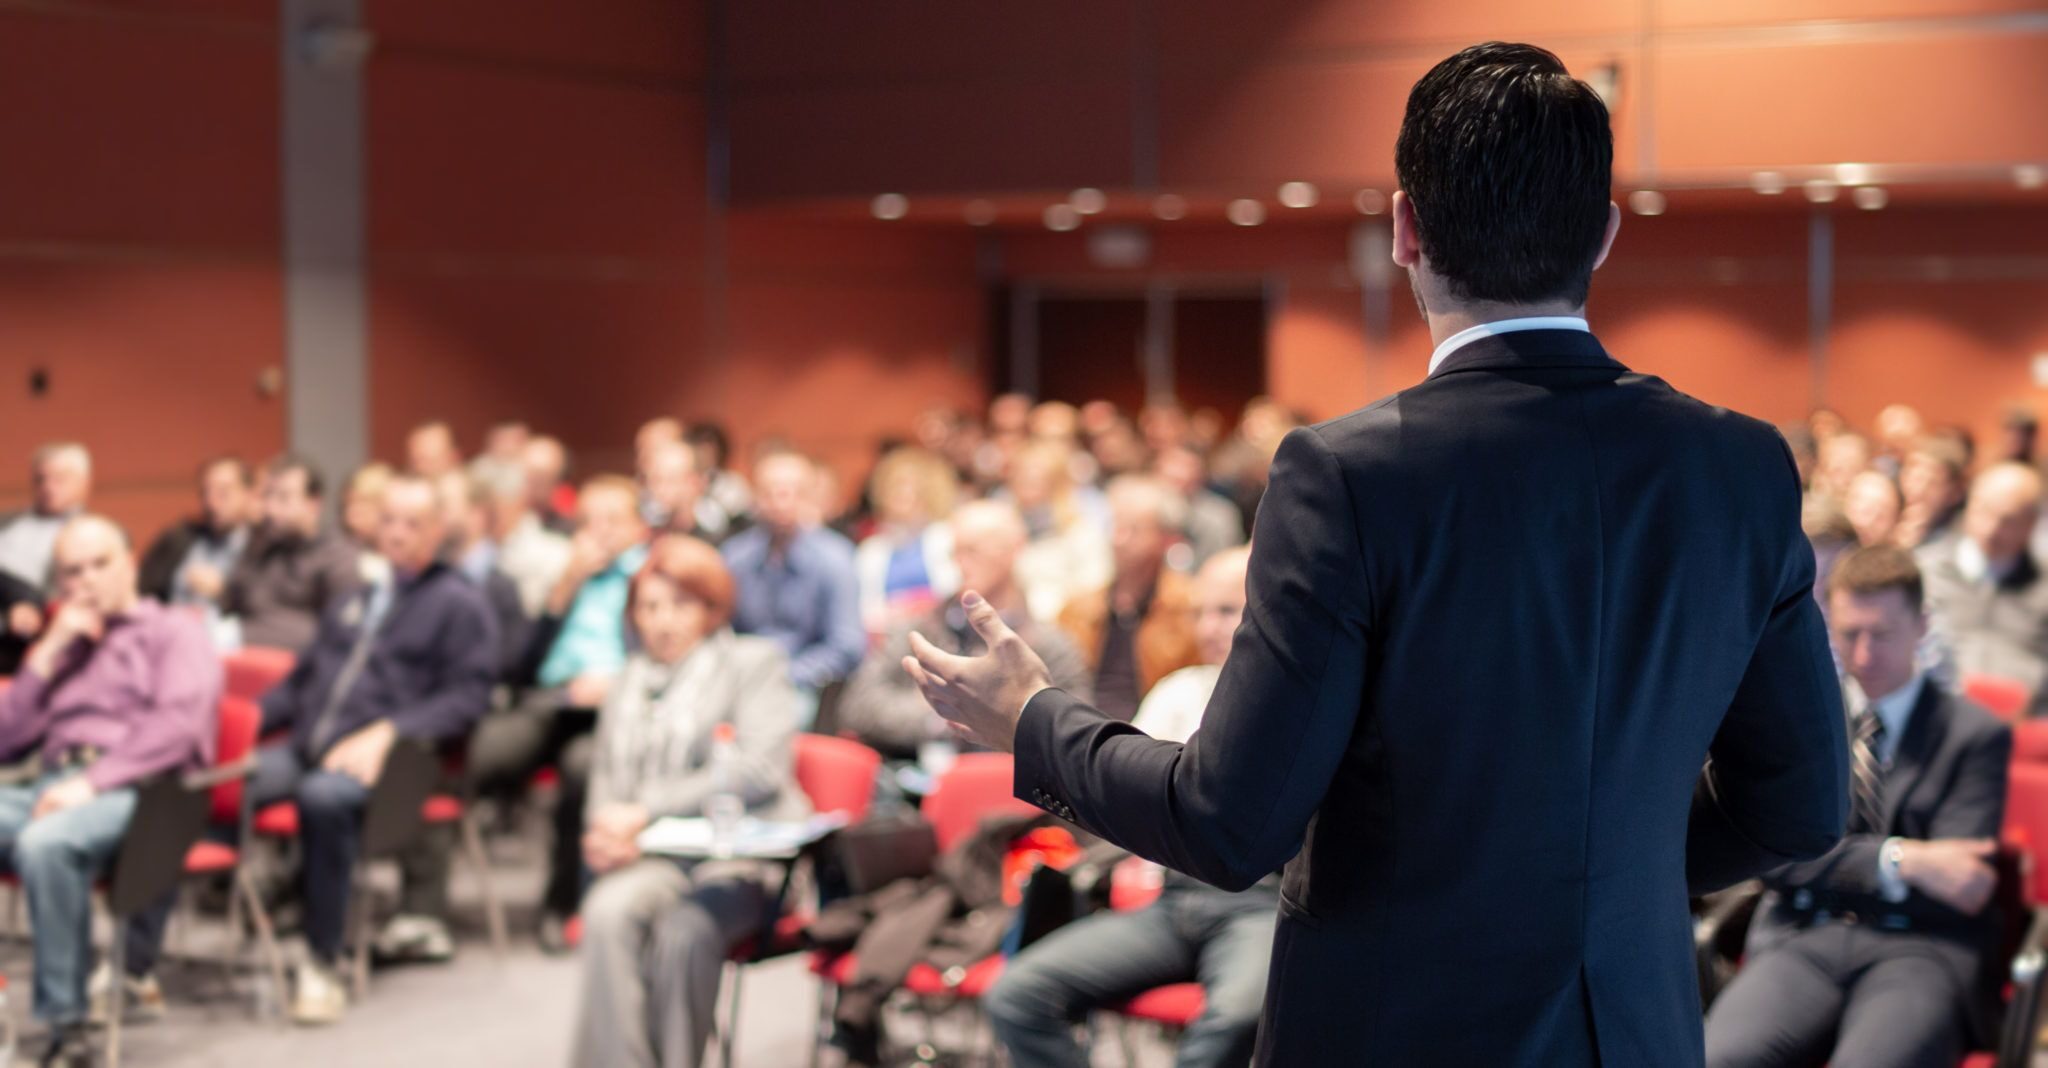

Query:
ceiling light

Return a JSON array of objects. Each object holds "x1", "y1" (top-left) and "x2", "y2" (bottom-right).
[
  {"x1": 1226, "y1": 199, "x2": 1266, "y2": 226},
  {"x1": 1750, "y1": 171, "x2": 1787, "y2": 196},
  {"x1": 963, "y1": 200, "x2": 997, "y2": 227},
  {"x1": 1852, "y1": 186, "x2": 1888, "y2": 211},
  {"x1": 1802, "y1": 179, "x2": 1839, "y2": 204},
  {"x1": 870, "y1": 193, "x2": 908, "y2": 220},
  {"x1": 1043, "y1": 204, "x2": 1082, "y2": 232},
  {"x1": 1627, "y1": 189, "x2": 1667, "y2": 216},
  {"x1": 1353, "y1": 189, "x2": 1387, "y2": 215},
  {"x1": 2017, "y1": 165, "x2": 2046, "y2": 191},
  {"x1": 1834, "y1": 162, "x2": 1874, "y2": 186},
  {"x1": 1151, "y1": 194, "x2": 1187, "y2": 221},
  {"x1": 1069, "y1": 188, "x2": 1107, "y2": 215},
  {"x1": 1277, "y1": 182, "x2": 1319, "y2": 209}
]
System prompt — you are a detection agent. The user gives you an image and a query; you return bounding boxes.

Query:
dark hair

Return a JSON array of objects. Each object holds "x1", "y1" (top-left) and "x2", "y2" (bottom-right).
[
  {"x1": 266, "y1": 453, "x2": 326, "y2": 499},
  {"x1": 199, "y1": 455, "x2": 252, "y2": 487},
  {"x1": 1828, "y1": 544, "x2": 1924, "y2": 614},
  {"x1": 1394, "y1": 42, "x2": 1614, "y2": 305},
  {"x1": 685, "y1": 422, "x2": 732, "y2": 468}
]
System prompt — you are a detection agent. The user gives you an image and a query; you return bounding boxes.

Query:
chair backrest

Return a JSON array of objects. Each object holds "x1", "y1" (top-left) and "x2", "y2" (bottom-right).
[
  {"x1": 2002, "y1": 760, "x2": 2048, "y2": 906},
  {"x1": 791, "y1": 733, "x2": 881, "y2": 822},
  {"x1": 210, "y1": 695, "x2": 263, "y2": 826},
  {"x1": 223, "y1": 646, "x2": 296, "y2": 704},
  {"x1": 922, "y1": 752, "x2": 1037, "y2": 853},
  {"x1": 1964, "y1": 674, "x2": 2031, "y2": 722}
]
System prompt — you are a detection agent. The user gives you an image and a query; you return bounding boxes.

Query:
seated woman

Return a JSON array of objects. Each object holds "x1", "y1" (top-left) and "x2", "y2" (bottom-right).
[{"x1": 570, "y1": 534, "x2": 811, "y2": 1068}]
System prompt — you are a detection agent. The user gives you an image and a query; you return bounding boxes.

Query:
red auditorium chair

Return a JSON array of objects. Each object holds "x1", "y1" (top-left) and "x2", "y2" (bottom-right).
[
  {"x1": 807, "y1": 752, "x2": 1039, "y2": 1066},
  {"x1": 1966, "y1": 674, "x2": 2033, "y2": 722},
  {"x1": 222, "y1": 646, "x2": 296, "y2": 704},
  {"x1": 714, "y1": 733, "x2": 883, "y2": 1067}
]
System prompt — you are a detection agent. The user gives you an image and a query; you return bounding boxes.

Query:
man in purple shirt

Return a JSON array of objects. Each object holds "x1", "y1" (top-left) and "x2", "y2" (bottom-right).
[{"x1": 0, "y1": 514, "x2": 218, "y2": 1066}]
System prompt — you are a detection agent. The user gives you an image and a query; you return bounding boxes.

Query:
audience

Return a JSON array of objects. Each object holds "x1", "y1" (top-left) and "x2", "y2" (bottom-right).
[
  {"x1": 1005, "y1": 439, "x2": 1112, "y2": 623},
  {"x1": 1, "y1": 444, "x2": 94, "y2": 671},
  {"x1": 641, "y1": 440, "x2": 724, "y2": 544},
  {"x1": 1705, "y1": 546, "x2": 2010, "y2": 1067},
  {"x1": 1812, "y1": 431, "x2": 1874, "y2": 508},
  {"x1": 248, "y1": 474, "x2": 498, "y2": 1024},
  {"x1": 0, "y1": 515, "x2": 218, "y2": 1066},
  {"x1": 1997, "y1": 408, "x2": 2038, "y2": 467},
  {"x1": 221, "y1": 455, "x2": 360, "y2": 652},
  {"x1": 838, "y1": 500, "x2": 1090, "y2": 760},
  {"x1": 406, "y1": 420, "x2": 465, "y2": 479},
  {"x1": 986, "y1": 547, "x2": 1272, "y2": 1068},
  {"x1": 525, "y1": 435, "x2": 576, "y2": 534},
  {"x1": 436, "y1": 470, "x2": 532, "y2": 681},
  {"x1": 491, "y1": 457, "x2": 574, "y2": 618},
  {"x1": 341, "y1": 462, "x2": 395, "y2": 551},
  {"x1": 1056, "y1": 476, "x2": 1201, "y2": 722},
  {"x1": 686, "y1": 422, "x2": 752, "y2": 541},
  {"x1": 569, "y1": 536, "x2": 809, "y2": 1068},
  {"x1": 1896, "y1": 436, "x2": 1970, "y2": 549},
  {"x1": 1842, "y1": 469, "x2": 1903, "y2": 548},
  {"x1": 852, "y1": 446, "x2": 961, "y2": 635},
  {"x1": 137, "y1": 456, "x2": 256, "y2": 621},
  {"x1": 1154, "y1": 444, "x2": 1246, "y2": 567},
  {"x1": 720, "y1": 451, "x2": 865, "y2": 713},
  {"x1": 472, "y1": 474, "x2": 649, "y2": 949},
  {"x1": 1918, "y1": 462, "x2": 2048, "y2": 701}
]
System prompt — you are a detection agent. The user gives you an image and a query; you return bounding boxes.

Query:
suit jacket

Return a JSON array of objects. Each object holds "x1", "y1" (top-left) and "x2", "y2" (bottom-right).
[
  {"x1": 1014, "y1": 329, "x2": 1849, "y2": 1067},
  {"x1": 1055, "y1": 568, "x2": 1202, "y2": 701},
  {"x1": 1749, "y1": 682, "x2": 2011, "y2": 1044}
]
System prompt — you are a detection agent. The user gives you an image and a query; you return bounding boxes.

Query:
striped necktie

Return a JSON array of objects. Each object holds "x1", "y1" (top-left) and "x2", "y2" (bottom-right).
[{"x1": 1848, "y1": 704, "x2": 1887, "y2": 834}]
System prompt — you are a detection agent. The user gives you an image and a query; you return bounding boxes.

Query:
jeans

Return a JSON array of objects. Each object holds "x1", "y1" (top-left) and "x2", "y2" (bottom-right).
[
  {"x1": 252, "y1": 744, "x2": 370, "y2": 965},
  {"x1": 0, "y1": 772, "x2": 138, "y2": 1024},
  {"x1": 985, "y1": 884, "x2": 1278, "y2": 1068}
]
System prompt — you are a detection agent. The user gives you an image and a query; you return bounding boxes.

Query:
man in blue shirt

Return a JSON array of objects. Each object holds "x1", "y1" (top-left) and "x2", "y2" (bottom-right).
[{"x1": 720, "y1": 450, "x2": 864, "y2": 726}]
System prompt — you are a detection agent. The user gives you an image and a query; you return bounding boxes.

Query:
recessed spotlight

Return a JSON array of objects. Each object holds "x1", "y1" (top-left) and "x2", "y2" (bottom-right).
[
  {"x1": 1353, "y1": 189, "x2": 1387, "y2": 215},
  {"x1": 1852, "y1": 186, "x2": 1888, "y2": 211},
  {"x1": 870, "y1": 194, "x2": 909, "y2": 220},
  {"x1": 1226, "y1": 199, "x2": 1266, "y2": 226},
  {"x1": 963, "y1": 200, "x2": 997, "y2": 227},
  {"x1": 1802, "y1": 179, "x2": 1839, "y2": 204},
  {"x1": 1044, "y1": 204, "x2": 1082, "y2": 232},
  {"x1": 1151, "y1": 194, "x2": 1188, "y2": 221},
  {"x1": 1834, "y1": 162, "x2": 1874, "y2": 186},
  {"x1": 1627, "y1": 189, "x2": 1667, "y2": 216},
  {"x1": 1751, "y1": 171, "x2": 1787, "y2": 195},
  {"x1": 1069, "y1": 188, "x2": 1107, "y2": 215},
  {"x1": 1278, "y1": 182, "x2": 1319, "y2": 209},
  {"x1": 2017, "y1": 165, "x2": 2046, "y2": 191}
]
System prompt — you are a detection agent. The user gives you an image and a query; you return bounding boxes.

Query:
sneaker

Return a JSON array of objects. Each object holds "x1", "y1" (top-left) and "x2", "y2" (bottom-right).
[
  {"x1": 372, "y1": 913, "x2": 455, "y2": 965},
  {"x1": 288, "y1": 961, "x2": 347, "y2": 1027},
  {"x1": 85, "y1": 962, "x2": 166, "y2": 1026},
  {"x1": 25, "y1": 1024, "x2": 93, "y2": 1068}
]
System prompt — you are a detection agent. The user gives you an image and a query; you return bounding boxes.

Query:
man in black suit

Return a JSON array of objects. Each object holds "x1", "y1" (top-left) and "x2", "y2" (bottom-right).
[
  {"x1": 1706, "y1": 545, "x2": 2011, "y2": 1067},
  {"x1": 904, "y1": 42, "x2": 1849, "y2": 1067}
]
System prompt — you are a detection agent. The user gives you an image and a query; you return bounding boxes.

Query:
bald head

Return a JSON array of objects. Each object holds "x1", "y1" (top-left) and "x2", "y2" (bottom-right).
[
  {"x1": 53, "y1": 514, "x2": 137, "y2": 615},
  {"x1": 1963, "y1": 462, "x2": 2043, "y2": 568},
  {"x1": 379, "y1": 475, "x2": 448, "y2": 575},
  {"x1": 951, "y1": 500, "x2": 1028, "y2": 603},
  {"x1": 1192, "y1": 546, "x2": 1251, "y2": 664}
]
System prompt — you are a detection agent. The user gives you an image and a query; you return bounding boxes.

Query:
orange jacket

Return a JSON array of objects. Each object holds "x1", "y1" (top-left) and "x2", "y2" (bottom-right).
[{"x1": 1056, "y1": 568, "x2": 1201, "y2": 700}]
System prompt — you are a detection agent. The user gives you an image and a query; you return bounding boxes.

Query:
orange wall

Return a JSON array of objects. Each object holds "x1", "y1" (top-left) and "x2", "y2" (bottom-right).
[{"x1": 0, "y1": 2, "x2": 284, "y2": 539}]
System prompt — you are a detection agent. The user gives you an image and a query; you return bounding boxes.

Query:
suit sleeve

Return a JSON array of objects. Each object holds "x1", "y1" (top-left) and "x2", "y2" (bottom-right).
[
  {"x1": 1687, "y1": 439, "x2": 1850, "y2": 895},
  {"x1": 1013, "y1": 426, "x2": 1370, "y2": 891}
]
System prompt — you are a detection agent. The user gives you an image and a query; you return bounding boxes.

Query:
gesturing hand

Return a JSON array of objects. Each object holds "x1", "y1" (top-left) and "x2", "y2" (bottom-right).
[{"x1": 902, "y1": 591, "x2": 1054, "y2": 754}]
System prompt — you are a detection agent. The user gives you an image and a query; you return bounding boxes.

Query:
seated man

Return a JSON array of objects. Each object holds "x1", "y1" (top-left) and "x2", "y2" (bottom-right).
[
  {"x1": 721, "y1": 451, "x2": 865, "y2": 717},
  {"x1": 985, "y1": 547, "x2": 1273, "y2": 1068},
  {"x1": 222, "y1": 454, "x2": 360, "y2": 651},
  {"x1": 137, "y1": 455, "x2": 256, "y2": 620},
  {"x1": 1919, "y1": 462, "x2": 2048, "y2": 705},
  {"x1": 1705, "y1": 545, "x2": 2011, "y2": 1067},
  {"x1": 0, "y1": 515, "x2": 217, "y2": 1066},
  {"x1": 0, "y1": 443, "x2": 94, "y2": 674},
  {"x1": 1055, "y1": 475, "x2": 1201, "y2": 722},
  {"x1": 470, "y1": 474, "x2": 648, "y2": 948},
  {"x1": 249, "y1": 474, "x2": 498, "y2": 1025},
  {"x1": 839, "y1": 500, "x2": 1090, "y2": 760}
]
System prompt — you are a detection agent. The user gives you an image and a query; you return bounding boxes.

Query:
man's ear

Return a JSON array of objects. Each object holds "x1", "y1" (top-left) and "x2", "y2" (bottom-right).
[
  {"x1": 1391, "y1": 191, "x2": 1421, "y2": 270},
  {"x1": 1590, "y1": 201, "x2": 1622, "y2": 272}
]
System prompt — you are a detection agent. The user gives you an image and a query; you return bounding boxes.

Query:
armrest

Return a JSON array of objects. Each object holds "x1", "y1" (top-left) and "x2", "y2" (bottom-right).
[
  {"x1": 1997, "y1": 907, "x2": 2048, "y2": 1068},
  {"x1": 181, "y1": 753, "x2": 256, "y2": 792},
  {"x1": 1694, "y1": 880, "x2": 1765, "y2": 1011}
]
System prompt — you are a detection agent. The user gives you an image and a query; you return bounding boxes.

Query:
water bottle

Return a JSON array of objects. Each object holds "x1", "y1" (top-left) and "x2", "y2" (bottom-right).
[{"x1": 706, "y1": 722, "x2": 744, "y2": 858}]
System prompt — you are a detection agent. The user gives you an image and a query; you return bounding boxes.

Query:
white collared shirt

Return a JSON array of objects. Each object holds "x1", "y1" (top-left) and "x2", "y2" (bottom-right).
[
  {"x1": 1846, "y1": 672, "x2": 1926, "y2": 767},
  {"x1": 1427, "y1": 316, "x2": 1592, "y2": 375}
]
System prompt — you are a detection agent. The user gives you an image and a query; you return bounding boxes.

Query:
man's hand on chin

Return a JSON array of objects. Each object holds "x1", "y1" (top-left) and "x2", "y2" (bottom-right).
[{"x1": 903, "y1": 591, "x2": 1054, "y2": 754}]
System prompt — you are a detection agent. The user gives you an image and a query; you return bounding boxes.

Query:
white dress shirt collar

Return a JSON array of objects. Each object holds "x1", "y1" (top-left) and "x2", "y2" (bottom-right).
[
  {"x1": 1427, "y1": 316, "x2": 1592, "y2": 375},
  {"x1": 1848, "y1": 673, "x2": 1926, "y2": 765}
]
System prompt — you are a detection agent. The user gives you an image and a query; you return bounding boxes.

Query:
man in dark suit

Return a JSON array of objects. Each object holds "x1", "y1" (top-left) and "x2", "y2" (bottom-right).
[
  {"x1": 1706, "y1": 546, "x2": 2011, "y2": 1067},
  {"x1": 904, "y1": 42, "x2": 1849, "y2": 1067}
]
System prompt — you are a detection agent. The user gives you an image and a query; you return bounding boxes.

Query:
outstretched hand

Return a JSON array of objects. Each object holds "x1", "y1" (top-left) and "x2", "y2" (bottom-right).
[{"x1": 903, "y1": 591, "x2": 1054, "y2": 753}]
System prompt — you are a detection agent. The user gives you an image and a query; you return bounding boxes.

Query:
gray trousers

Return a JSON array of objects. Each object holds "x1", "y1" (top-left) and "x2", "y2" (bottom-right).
[{"x1": 569, "y1": 858, "x2": 767, "y2": 1068}]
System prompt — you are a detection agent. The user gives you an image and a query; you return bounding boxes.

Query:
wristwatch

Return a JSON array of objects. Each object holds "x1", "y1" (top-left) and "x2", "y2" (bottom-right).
[{"x1": 1878, "y1": 837, "x2": 1910, "y2": 903}]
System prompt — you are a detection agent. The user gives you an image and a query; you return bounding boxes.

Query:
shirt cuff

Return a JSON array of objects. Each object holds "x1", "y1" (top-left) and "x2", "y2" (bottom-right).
[{"x1": 1877, "y1": 837, "x2": 1911, "y2": 903}]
